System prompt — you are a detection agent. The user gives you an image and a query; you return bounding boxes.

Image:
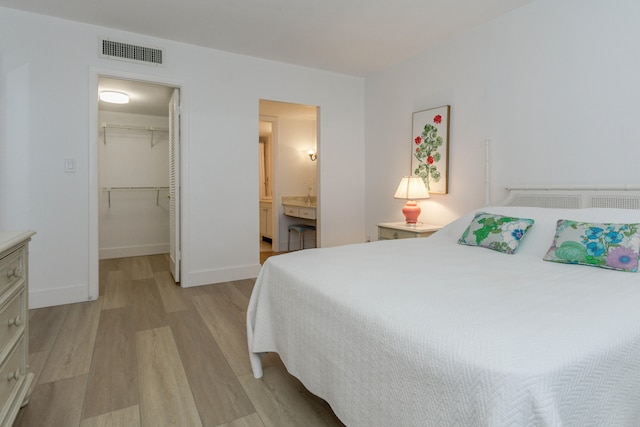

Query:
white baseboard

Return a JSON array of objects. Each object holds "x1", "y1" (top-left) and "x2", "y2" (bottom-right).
[
  {"x1": 184, "y1": 263, "x2": 261, "y2": 288},
  {"x1": 29, "y1": 283, "x2": 93, "y2": 309},
  {"x1": 28, "y1": 261, "x2": 260, "y2": 308},
  {"x1": 99, "y1": 243, "x2": 169, "y2": 259}
]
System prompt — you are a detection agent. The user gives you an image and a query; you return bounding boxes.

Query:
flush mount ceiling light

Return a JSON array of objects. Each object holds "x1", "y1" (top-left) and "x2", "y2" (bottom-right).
[{"x1": 99, "y1": 91, "x2": 130, "y2": 104}]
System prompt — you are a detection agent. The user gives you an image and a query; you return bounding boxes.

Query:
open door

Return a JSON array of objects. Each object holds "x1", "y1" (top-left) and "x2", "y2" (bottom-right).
[{"x1": 169, "y1": 88, "x2": 181, "y2": 282}]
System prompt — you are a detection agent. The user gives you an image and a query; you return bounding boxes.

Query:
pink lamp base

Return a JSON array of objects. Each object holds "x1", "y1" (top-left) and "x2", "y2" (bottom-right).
[{"x1": 402, "y1": 200, "x2": 421, "y2": 224}]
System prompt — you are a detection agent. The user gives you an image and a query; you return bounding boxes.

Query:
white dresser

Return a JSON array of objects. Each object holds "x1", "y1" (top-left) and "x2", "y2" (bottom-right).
[{"x1": 0, "y1": 231, "x2": 35, "y2": 427}]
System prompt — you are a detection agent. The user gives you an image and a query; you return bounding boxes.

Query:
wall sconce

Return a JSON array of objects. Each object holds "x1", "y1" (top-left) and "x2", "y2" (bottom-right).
[{"x1": 308, "y1": 149, "x2": 317, "y2": 161}]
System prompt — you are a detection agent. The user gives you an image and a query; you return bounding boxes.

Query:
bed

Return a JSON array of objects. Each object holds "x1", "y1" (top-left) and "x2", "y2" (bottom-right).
[{"x1": 247, "y1": 188, "x2": 640, "y2": 426}]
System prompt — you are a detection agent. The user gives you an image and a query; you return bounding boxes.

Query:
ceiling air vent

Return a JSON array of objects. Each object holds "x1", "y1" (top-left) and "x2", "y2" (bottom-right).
[{"x1": 100, "y1": 38, "x2": 164, "y2": 66}]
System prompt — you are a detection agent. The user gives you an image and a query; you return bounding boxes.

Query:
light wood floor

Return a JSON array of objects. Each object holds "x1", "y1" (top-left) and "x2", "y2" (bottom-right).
[{"x1": 14, "y1": 254, "x2": 345, "y2": 427}]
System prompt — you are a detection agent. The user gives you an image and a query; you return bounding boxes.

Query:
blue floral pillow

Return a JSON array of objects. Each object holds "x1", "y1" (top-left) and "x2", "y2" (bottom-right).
[
  {"x1": 458, "y1": 212, "x2": 535, "y2": 254},
  {"x1": 543, "y1": 220, "x2": 640, "y2": 272}
]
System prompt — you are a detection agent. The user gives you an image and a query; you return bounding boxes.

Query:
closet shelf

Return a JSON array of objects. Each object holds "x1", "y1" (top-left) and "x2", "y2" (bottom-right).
[
  {"x1": 102, "y1": 186, "x2": 169, "y2": 208},
  {"x1": 101, "y1": 123, "x2": 169, "y2": 147}
]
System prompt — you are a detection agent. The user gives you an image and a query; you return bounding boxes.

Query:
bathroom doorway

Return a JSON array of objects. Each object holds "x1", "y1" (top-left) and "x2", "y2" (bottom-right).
[{"x1": 258, "y1": 100, "x2": 319, "y2": 259}]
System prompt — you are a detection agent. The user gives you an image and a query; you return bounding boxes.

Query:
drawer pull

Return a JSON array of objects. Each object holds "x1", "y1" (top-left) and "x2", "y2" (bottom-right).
[
  {"x1": 8, "y1": 316, "x2": 22, "y2": 327},
  {"x1": 6, "y1": 267, "x2": 21, "y2": 279},
  {"x1": 6, "y1": 369, "x2": 20, "y2": 382},
  {"x1": 393, "y1": 232, "x2": 399, "y2": 239}
]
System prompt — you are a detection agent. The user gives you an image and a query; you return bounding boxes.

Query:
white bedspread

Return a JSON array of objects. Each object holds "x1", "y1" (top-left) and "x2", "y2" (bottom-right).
[{"x1": 247, "y1": 207, "x2": 640, "y2": 426}]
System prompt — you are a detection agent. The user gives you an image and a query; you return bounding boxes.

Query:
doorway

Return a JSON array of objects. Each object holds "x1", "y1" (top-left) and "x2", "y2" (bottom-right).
[
  {"x1": 258, "y1": 100, "x2": 319, "y2": 259},
  {"x1": 258, "y1": 116, "x2": 275, "y2": 254},
  {"x1": 93, "y1": 75, "x2": 182, "y2": 296}
]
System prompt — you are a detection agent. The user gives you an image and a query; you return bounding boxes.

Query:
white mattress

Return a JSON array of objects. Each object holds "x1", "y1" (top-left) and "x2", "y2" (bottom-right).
[{"x1": 247, "y1": 206, "x2": 640, "y2": 426}]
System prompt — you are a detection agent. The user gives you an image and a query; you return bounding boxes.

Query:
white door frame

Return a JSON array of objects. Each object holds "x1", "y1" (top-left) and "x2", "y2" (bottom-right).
[
  {"x1": 259, "y1": 115, "x2": 279, "y2": 252},
  {"x1": 88, "y1": 67, "x2": 189, "y2": 299}
]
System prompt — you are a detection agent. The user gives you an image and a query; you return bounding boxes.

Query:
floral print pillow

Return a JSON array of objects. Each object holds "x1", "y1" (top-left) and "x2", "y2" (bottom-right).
[
  {"x1": 543, "y1": 220, "x2": 640, "y2": 272},
  {"x1": 458, "y1": 212, "x2": 535, "y2": 254}
]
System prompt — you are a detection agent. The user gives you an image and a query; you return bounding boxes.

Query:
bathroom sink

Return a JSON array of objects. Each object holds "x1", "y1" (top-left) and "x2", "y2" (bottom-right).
[{"x1": 282, "y1": 196, "x2": 316, "y2": 208}]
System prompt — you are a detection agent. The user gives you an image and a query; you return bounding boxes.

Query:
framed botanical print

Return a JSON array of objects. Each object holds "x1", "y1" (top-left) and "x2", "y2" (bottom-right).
[{"x1": 411, "y1": 105, "x2": 450, "y2": 194}]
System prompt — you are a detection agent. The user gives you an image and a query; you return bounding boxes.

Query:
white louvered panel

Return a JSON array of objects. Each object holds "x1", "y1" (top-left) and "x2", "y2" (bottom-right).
[
  {"x1": 504, "y1": 187, "x2": 640, "y2": 210},
  {"x1": 169, "y1": 140, "x2": 176, "y2": 255},
  {"x1": 168, "y1": 89, "x2": 180, "y2": 282},
  {"x1": 591, "y1": 196, "x2": 640, "y2": 210}
]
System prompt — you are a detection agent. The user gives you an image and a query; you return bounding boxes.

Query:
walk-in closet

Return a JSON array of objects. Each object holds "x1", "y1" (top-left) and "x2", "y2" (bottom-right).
[{"x1": 98, "y1": 78, "x2": 173, "y2": 261}]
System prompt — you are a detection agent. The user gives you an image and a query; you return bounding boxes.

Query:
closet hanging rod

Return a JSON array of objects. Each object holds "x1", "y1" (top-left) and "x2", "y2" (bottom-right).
[
  {"x1": 102, "y1": 186, "x2": 169, "y2": 208},
  {"x1": 102, "y1": 186, "x2": 169, "y2": 190},
  {"x1": 101, "y1": 123, "x2": 169, "y2": 132}
]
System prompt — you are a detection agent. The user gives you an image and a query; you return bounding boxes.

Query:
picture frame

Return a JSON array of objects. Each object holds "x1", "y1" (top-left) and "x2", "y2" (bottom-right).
[{"x1": 411, "y1": 105, "x2": 450, "y2": 194}]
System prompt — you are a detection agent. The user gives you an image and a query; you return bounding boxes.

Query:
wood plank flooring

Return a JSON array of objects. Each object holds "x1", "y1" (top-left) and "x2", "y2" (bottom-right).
[{"x1": 14, "y1": 254, "x2": 345, "y2": 427}]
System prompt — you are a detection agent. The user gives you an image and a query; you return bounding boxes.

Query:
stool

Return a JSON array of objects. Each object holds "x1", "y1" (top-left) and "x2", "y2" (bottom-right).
[{"x1": 288, "y1": 224, "x2": 316, "y2": 251}]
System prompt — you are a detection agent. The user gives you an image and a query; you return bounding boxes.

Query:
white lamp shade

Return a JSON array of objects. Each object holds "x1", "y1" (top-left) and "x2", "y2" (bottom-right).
[{"x1": 394, "y1": 176, "x2": 430, "y2": 200}]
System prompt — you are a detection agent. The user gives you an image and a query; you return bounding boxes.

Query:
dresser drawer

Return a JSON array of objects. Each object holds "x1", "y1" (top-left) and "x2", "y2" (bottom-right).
[
  {"x1": 298, "y1": 208, "x2": 316, "y2": 220},
  {"x1": 0, "y1": 232, "x2": 33, "y2": 427},
  {"x1": 0, "y1": 289, "x2": 23, "y2": 357},
  {"x1": 0, "y1": 336, "x2": 25, "y2": 413},
  {"x1": 378, "y1": 227, "x2": 417, "y2": 240},
  {"x1": 284, "y1": 206, "x2": 299, "y2": 217},
  {"x1": 0, "y1": 247, "x2": 25, "y2": 296}
]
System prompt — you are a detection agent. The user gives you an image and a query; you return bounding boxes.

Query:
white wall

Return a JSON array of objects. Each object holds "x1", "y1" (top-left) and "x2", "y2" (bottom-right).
[
  {"x1": 364, "y1": 0, "x2": 640, "y2": 240},
  {"x1": 0, "y1": 7, "x2": 365, "y2": 307},
  {"x1": 98, "y1": 111, "x2": 170, "y2": 259}
]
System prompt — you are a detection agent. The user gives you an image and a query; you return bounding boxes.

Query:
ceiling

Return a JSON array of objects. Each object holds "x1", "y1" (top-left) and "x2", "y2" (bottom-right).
[
  {"x1": 98, "y1": 78, "x2": 175, "y2": 117},
  {"x1": 1, "y1": 0, "x2": 533, "y2": 77},
  {"x1": 6, "y1": 0, "x2": 534, "y2": 117}
]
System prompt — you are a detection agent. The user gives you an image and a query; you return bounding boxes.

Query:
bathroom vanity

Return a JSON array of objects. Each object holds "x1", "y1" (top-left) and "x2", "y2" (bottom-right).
[{"x1": 282, "y1": 196, "x2": 316, "y2": 219}]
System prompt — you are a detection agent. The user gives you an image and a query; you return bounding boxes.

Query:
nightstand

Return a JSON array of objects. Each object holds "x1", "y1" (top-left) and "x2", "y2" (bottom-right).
[{"x1": 377, "y1": 222, "x2": 442, "y2": 240}]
